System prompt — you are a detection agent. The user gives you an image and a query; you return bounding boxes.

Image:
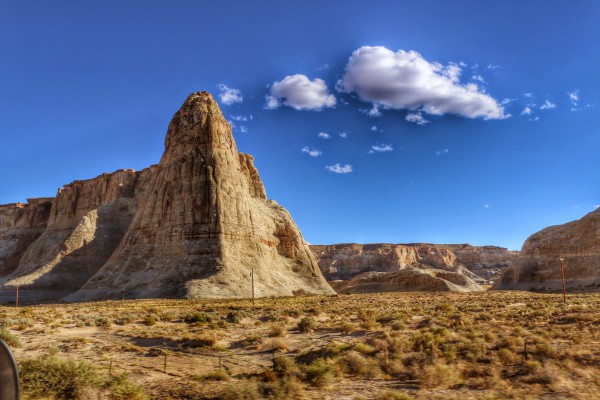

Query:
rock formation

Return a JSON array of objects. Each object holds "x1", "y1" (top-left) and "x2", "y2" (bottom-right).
[
  {"x1": 496, "y1": 208, "x2": 600, "y2": 290},
  {"x1": 310, "y1": 243, "x2": 517, "y2": 290},
  {"x1": 0, "y1": 92, "x2": 334, "y2": 302},
  {"x1": 331, "y1": 269, "x2": 483, "y2": 294},
  {"x1": 0, "y1": 198, "x2": 53, "y2": 277}
]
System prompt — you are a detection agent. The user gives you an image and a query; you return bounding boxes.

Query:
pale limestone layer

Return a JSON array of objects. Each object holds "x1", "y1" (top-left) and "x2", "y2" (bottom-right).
[
  {"x1": 310, "y1": 243, "x2": 517, "y2": 291},
  {"x1": 496, "y1": 209, "x2": 600, "y2": 290},
  {"x1": 66, "y1": 92, "x2": 334, "y2": 301},
  {"x1": 0, "y1": 198, "x2": 53, "y2": 277}
]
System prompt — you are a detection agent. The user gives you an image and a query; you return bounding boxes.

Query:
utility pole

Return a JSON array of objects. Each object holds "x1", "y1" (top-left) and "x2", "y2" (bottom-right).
[
  {"x1": 560, "y1": 257, "x2": 566, "y2": 304},
  {"x1": 251, "y1": 268, "x2": 255, "y2": 305},
  {"x1": 15, "y1": 286, "x2": 19, "y2": 308}
]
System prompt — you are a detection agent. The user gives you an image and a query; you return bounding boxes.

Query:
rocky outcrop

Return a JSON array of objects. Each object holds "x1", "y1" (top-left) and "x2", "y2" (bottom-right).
[
  {"x1": 0, "y1": 92, "x2": 333, "y2": 303},
  {"x1": 0, "y1": 199, "x2": 53, "y2": 277},
  {"x1": 310, "y1": 243, "x2": 517, "y2": 288},
  {"x1": 331, "y1": 269, "x2": 483, "y2": 293},
  {"x1": 1, "y1": 168, "x2": 155, "y2": 298},
  {"x1": 65, "y1": 92, "x2": 333, "y2": 301},
  {"x1": 496, "y1": 209, "x2": 600, "y2": 290}
]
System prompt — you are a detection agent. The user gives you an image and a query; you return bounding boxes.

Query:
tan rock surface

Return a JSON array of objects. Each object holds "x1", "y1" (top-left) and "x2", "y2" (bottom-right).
[
  {"x1": 2, "y1": 168, "x2": 155, "y2": 298},
  {"x1": 496, "y1": 208, "x2": 600, "y2": 290},
  {"x1": 310, "y1": 243, "x2": 517, "y2": 291},
  {"x1": 331, "y1": 269, "x2": 483, "y2": 293},
  {"x1": 0, "y1": 198, "x2": 53, "y2": 277},
  {"x1": 66, "y1": 92, "x2": 333, "y2": 301}
]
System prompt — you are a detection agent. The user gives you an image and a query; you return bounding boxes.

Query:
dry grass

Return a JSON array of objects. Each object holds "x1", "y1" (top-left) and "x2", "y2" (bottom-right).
[{"x1": 1, "y1": 290, "x2": 599, "y2": 399}]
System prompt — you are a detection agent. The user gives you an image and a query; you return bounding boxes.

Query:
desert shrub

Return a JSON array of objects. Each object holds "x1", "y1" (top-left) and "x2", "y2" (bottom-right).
[
  {"x1": 418, "y1": 363, "x2": 462, "y2": 389},
  {"x1": 261, "y1": 376, "x2": 304, "y2": 399},
  {"x1": 337, "y1": 351, "x2": 380, "y2": 378},
  {"x1": 217, "y1": 379, "x2": 261, "y2": 400},
  {"x1": 273, "y1": 355, "x2": 299, "y2": 377},
  {"x1": 376, "y1": 390, "x2": 415, "y2": 400},
  {"x1": 191, "y1": 369, "x2": 230, "y2": 381},
  {"x1": 269, "y1": 324, "x2": 287, "y2": 337},
  {"x1": 143, "y1": 315, "x2": 157, "y2": 326},
  {"x1": 354, "y1": 342, "x2": 378, "y2": 356},
  {"x1": 183, "y1": 312, "x2": 213, "y2": 324},
  {"x1": 301, "y1": 358, "x2": 334, "y2": 387},
  {"x1": 20, "y1": 355, "x2": 145, "y2": 399},
  {"x1": 297, "y1": 317, "x2": 316, "y2": 333},
  {"x1": 0, "y1": 327, "x2": 22, "y2": 348}
]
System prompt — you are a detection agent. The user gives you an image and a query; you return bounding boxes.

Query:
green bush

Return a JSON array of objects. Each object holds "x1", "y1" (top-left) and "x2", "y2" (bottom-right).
[
  {"x1": 19, "y1": 355, "x2": 146, "y2": 400},
  {"x1": 0, "y1": 327, "x2": 22, "y2": 348}
]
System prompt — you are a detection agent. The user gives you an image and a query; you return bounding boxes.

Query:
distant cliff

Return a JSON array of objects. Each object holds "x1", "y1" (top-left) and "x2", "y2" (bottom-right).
[
  {"x1": 310, "y1": 243, "x2": 518, "y2": 292},
  {"x1": 496, "y1": 208, "x2": 600, "y2": 290}
]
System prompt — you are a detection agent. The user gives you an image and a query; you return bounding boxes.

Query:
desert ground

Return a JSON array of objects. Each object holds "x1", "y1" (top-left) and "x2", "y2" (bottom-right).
[{"x1": 1, "y1": 290, "x2": 599, "y2": 400}]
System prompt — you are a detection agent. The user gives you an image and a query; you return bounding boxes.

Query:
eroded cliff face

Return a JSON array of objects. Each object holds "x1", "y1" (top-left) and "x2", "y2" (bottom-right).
[
  {"x1": 2, "y1": 168, "x2": 155, "y2": 298},
  {"x1": 496, "y1": 209, "x2": 600, "y2": 290},
  {"x1": 0, "y1": 198, "x2": 53, "y2": 277},
  {"x1": 310, "y1": 243, "x2": 518, "y2": 288},
  {"x1": 66, "y1": 92, "x2": 333, "y2": 301}
]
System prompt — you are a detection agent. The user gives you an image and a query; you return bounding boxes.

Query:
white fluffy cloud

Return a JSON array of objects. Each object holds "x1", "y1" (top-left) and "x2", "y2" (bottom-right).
[
  {"x1": 540, "y1": 100, "x2": 556, "y2": 110},
  {"x1": 337, "y1": 46, "x2": 506, "y2": 120},
  {"x1": 405, "y1": 112, "x2": 430, "y2": 125},
  {"x1": 265, "y1": 74, "x2": 336, "y2": 111},
  {"x1": 301, "y1": 146, "x2": 322, "y2": 157},
  {"x1": 369, "y1": 143, "x2": 393, "y2": 153},
  {"x1": 325, "y1": 164, "x2": 353, "y2": 174},
  {"x1": 339, "y1": 132, "x2": 348, "y2": 138},
  {"x1": 318, "y1": 132, "x2": 331, "y2": 139},
  {"x1": 217, "y1": 84, "x2": 243, "y2": 105}
]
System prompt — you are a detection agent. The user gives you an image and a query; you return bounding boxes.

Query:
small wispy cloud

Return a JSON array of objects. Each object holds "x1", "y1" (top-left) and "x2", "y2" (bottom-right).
[
  {"x1": 435, "y1": 149, "x2": 449, "y2": 155},
  {"x1": 370, "y1": 126, "x2": 378, "y2": 132},
  {"x1": 487, "y1": 64, "x2": 501, "y2": 70},
  {"x1": 318, "y1": 132, "x2": 331, "y2": 139},
  {"x1": 500, "y1": 98, "x2": 516, "y2": 105},
  {"x1": 484, "y1": 204, "x2": 490, "y2": 208},
  {"x1": 540, "y1": 100, "x2": 556, "y2": 110},
  {"x1": 316, "y1": 63, "x2": 330, "y2": 70},
  {"x1": 405, "y1": 112, "x2": 430, "y2": 125},
  {"x1": 217, "y1": 84, "x2": 243, "y2": 105},
  {"x1": 521, "y1": 107, "x2": 533, "y2": 116},
  {"x1": 239, "y1": 126, "x2": 248, "y2": 133},
  {"x1": 368, "y1": 143, "x2": 393, "y2": 154},
  {"x1": 523, "y1": 92, "x2": 533, "y2": 98},
  {"x1": 360, "y1": 104, "x2": 382, "y2": 117},
  {"x1": 301, "y1": 146, "x2": 322, "y2": 157},
  {"x1": 530, "y1": 116, "x2": 539, "y2": 122},
  {"x1": 472, "y1": 75, "x2": 485, "y2": 83},
  {"x1": 339, "y1": 132, "x2": 348, "y2": 138},
  {"x1": 325, "y1": 164, "x2": 353, "y2": 174},
  {"x1": 230, "y1": 114, "x2": 253, "y2": 122}
]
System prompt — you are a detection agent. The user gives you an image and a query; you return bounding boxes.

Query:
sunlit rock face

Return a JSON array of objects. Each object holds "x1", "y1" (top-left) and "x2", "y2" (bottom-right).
[
  {"x1": 310, "y1": 243, "x2": 517, "y2": 292},
  {"x1": 496, "y1": 209, "x2": 600, "y2": 291},
  {"x1": 1, "y1": 92, "x2": 334, "y2": 302}
]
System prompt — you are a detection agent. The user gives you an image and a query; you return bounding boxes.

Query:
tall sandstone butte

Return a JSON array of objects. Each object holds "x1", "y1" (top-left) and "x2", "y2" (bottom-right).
[
  {"x1": 496, "y1": 208, "x2": 600, "y2": 290},
  {"x1": 66, "y1": 92, "x2": 334, "y2": 301}
]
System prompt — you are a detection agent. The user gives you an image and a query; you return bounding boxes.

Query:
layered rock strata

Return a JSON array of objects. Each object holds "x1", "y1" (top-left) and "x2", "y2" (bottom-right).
[
  {"x1": 0, "y1": 199, "x2": 53, "y2": 277},
  {"x1": 65, "y1": 92, "x2": 333, "y2": 301},
  {"x1": 0, "y1": 92, "x2": 333, "y2": 302},
  {"x1": 310, "y1": 243, "x2": 517, "y2": 289},
  {"x1": 496, "y1": 209, "x2": 600, "y2": 290}
]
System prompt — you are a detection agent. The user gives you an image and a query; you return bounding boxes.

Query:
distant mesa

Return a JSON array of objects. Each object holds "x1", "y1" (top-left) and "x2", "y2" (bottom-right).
[
  {"x1": 310, "y1": 243, "x2": 518, "y2": 293},
  {"x1": 496, "y1": 208, "x2": 600, "y2": 291},
  {"x1": 0, "y1": 92, "x2": 334, "y2": 302}
]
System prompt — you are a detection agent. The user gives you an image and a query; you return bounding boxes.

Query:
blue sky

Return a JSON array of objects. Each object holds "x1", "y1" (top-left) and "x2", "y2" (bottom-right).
[{"x1": 1, "y1": 1, "x2": 599, "y2": 250}]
